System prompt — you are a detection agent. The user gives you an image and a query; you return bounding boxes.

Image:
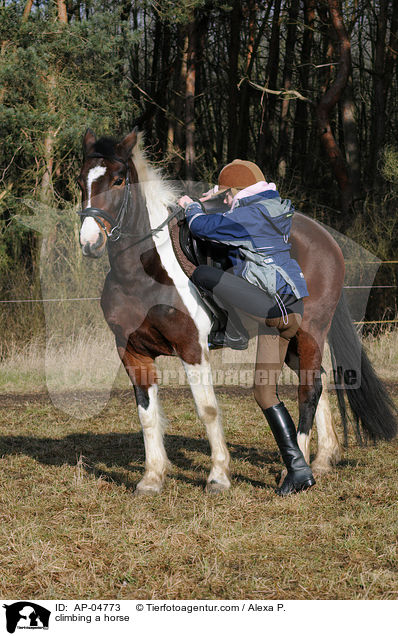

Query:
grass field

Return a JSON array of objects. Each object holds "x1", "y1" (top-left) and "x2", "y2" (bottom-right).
[
  {"x1": 0, "y1": 321, "x2": 397, "y2": 395},
  {"x1": 0, "y1": 384, "x2": 397, "y2": 600}
]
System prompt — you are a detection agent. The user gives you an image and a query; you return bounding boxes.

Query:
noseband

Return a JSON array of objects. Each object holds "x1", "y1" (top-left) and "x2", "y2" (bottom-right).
[{"x1": 77, "y1": 153, "x2": 132, "y2": 242}]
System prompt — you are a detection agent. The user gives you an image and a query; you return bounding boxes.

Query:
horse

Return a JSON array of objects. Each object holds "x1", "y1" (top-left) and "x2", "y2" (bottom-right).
[{"x1": 77, "y1": 128, "x2": 397, "y2": 495}]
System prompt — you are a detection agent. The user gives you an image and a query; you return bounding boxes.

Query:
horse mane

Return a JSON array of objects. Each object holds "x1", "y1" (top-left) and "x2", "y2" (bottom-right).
[{"x1": 131, "y1": 134, "x2": 178, "y2": 226}]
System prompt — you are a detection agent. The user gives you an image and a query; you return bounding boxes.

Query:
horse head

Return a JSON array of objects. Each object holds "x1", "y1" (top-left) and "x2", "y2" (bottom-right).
[{"x1": 77, "y1": 128, "x2": 138, "y2": 258}]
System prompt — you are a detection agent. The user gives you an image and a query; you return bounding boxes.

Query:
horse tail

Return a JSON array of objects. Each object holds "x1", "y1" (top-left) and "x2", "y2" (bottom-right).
[{"x1": 328, "y1": 291, "x2": 397, "y2": 443}]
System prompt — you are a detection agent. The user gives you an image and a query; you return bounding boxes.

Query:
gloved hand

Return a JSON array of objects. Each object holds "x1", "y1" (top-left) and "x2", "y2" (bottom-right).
[{"x1": 177, "y1": 195, "x2": 194, "y2": 209}]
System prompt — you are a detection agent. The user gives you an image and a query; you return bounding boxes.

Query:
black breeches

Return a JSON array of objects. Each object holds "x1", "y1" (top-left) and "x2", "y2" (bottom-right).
[{"x1": 191, "y1": 264, "x2": 303, "y2": 320}]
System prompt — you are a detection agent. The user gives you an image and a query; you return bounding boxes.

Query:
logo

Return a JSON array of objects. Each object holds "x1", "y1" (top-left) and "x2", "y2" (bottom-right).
[{"x1": 3, "y1": 603, "x2": 50, "y2": 633}]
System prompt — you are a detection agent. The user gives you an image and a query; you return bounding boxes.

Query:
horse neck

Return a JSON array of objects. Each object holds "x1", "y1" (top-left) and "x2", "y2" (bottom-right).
[{"x1": 107, "y1": 162, "x2": 155, "y2": 281}]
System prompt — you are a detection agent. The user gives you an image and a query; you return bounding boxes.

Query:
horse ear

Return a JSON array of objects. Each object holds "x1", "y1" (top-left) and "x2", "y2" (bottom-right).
[
  {"x1": 83, "y1": 128, "x2": 96, "y2": 155},
  {"x1": 117, "y1": 127, "x2": 139, "y2": 161}
]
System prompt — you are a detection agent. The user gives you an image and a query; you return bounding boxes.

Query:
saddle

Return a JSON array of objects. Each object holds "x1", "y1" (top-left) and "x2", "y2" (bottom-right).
[{"x1": 168, "y1": 199, "x2": 231, "y2": 330}]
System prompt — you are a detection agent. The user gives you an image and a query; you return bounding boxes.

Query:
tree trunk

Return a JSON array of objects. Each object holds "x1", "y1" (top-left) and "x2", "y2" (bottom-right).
[
  {"x1": 369, "y1": 0, "x2": 388, "y2": 189},
  {"x1": 185, "y1": 19, "x2": 196, "y2": 181},
  {"x1": 167, "y1": 26, "x2": 184, "y2": 175},
  {"x1": 237, "y1": 0, "x2": 270, "y2": 158},
  {"x1": 147, "y1": 12, "x2": 162, "y2": 148},
  {"x1": 227, "y1": 0, "x2": 242, "y2": 161},
  {"x1": 22, "y1": 0, "x2": 34, "y2": 22},
  {"x1": 292, "y1": 0, "x2": 316, "y2": 167},
  {"x1": 368, "y1": 0, "x2": 398, "y2": 190},
  {"x1": 256, "y1": 0, "x2": 282, "y2": 170},
  {"x1": 316, "y1": 0, "x2": 353, "y2": 214},
  {"x1": 57, "y1": 0, "x2": 68, "y2": 24},
  {"x1": 384, "y1": 0, "x2": 398, "y2": 89},
  {"x1": 193, "y1": 10, "x2": 210, "y2": 168},
  {"x1": 200, "y1": 48, "x2": 220, "y2": 168},
  {"x1": 0, "y1": 40, "x2": 8, "y2": 105},
  {"x1": 277, "y1": 0, "x2": 299, "y2": 178},
  {"x1": 40, "y1": 74, "x2": 56, "y2": 202},
  {"x1": 156, "y1": 22, "x2": 172, "y2": 154},
  {"x1": 341, "y1": 74, "x2": 362, "y2": 200},
  {"x1": 40, "y1": 0, "x2": 67, "y2": 201}
]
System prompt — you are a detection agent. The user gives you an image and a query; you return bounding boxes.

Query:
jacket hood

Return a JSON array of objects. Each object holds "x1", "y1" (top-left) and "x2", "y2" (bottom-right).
[{"x1": 231, "y1": 180, "x2": 277, "y2": 209}]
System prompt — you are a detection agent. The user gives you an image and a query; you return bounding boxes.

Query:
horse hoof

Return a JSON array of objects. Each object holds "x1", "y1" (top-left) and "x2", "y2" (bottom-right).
[
  {"x1": 134, "y1": 487, "x2": 161, "y2": 497},
  {"x1": 134, "y1": 481, "x2": 162, "y2": 496},
  {"x1": 311, "y1": 458, "x2": 336, "y2": 475},
  {"x1": 205, "y1": 479, "x2": 230, "y2": 494}
]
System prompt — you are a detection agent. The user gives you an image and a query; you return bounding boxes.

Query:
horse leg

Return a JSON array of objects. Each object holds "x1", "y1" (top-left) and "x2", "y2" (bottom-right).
[
  {"x1": 285, "y1": 334, "x2": 342, "y2": 480},
  {"x1": 296, "y1": 329, "x2": 324, "y2": 466},
  {"x1": 118, "y1": 346, "x2": 170, "y2": 495},
  {"x1": 182, "y1": 356, "x2": 231, "y2": 493},
  {"x1": 311, "y1": 347, "x2": 342, "y2": 473}
]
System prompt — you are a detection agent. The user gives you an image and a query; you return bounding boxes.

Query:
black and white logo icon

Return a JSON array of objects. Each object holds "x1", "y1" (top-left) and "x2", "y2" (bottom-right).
[{"x1": 3, "y1": 602, "x2": 50, "y2": 633}]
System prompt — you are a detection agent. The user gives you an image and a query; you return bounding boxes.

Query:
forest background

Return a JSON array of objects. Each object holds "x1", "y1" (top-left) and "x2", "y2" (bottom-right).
[
  {"x1": 1, "y1": 2, "x2": 398, "y2": 604},
  {"x1": 0, "y1": 0, "x2": 397, "y2": 345}
]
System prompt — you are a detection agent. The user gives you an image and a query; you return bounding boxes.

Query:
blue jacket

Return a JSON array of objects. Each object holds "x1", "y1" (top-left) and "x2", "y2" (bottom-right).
[{"x1": 185, "y1": 190, "x2": 308, "y2": 299}]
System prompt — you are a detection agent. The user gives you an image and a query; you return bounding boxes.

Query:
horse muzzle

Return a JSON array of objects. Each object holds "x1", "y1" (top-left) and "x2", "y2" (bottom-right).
[
  {"x1": 80, "y1": 217, "x2": 107, "y2": 257},
  {"x1": 81, "y1": 238, "x2": 106, "y2": 258}
]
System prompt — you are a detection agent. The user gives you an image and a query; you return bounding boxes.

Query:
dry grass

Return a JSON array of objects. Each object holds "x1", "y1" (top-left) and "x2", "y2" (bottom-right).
[
  {"x1": 363, "y1": 325, "x2": 398, "y2": 380},
  {"x1": 0, "y1": 387, "x2": 396, "y2": 600},
  {"x1": 0, "y1": 325, "x2": 397, "y2": 396}
]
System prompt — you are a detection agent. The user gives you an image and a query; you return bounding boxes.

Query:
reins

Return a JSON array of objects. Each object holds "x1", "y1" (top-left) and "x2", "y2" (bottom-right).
[
  {"x1": 77, "y1": 153, "x2": 185, "y2": 245},
  {"x1": 126, "y1": 203, "x2": 184, "y2": 247}
]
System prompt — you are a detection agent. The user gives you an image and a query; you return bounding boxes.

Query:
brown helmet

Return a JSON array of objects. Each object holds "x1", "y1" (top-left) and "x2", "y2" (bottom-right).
[{"x1": 213, "y1": 159, "x2": 266, "y2": 198}]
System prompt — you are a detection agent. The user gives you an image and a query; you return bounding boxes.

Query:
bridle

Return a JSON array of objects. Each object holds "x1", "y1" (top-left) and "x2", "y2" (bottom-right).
[
  {"x1": 77, "y1": 153, "x2": 132, "y2": 242},
  {"x1": 77, "y1": 153, "x2": 184, "y2": 245}
]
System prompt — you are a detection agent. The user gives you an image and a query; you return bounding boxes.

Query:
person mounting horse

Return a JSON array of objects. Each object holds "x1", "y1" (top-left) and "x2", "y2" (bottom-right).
[
  {"x1": 178, "y1": 160, "x2": 316, "y2": 496},
  {"x1": 77, "y1": 128, "x2": 396, "y2": 499}
]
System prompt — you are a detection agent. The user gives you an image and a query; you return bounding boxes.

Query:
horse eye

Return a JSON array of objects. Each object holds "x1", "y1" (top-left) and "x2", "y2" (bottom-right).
[{"x1": 113, "y1": 178, "x2": 124, "y2": 186}]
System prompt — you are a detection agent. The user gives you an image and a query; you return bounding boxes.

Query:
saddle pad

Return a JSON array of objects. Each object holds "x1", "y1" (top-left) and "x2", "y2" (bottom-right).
[{"x1": 169, "y1": 216, "x2": 196, "y2": 278}]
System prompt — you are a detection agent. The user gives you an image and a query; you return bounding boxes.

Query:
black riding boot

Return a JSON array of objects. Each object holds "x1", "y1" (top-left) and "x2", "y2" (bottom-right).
[
  {"x1": 195, "y1": 288, "x2": 228, "y2": 332},
  {"x1": 210, "y1": 303, "x2": 249, "y2": 350},
  {"x1": 262, "y1": 402, "x2": 315, "y2": 496}
]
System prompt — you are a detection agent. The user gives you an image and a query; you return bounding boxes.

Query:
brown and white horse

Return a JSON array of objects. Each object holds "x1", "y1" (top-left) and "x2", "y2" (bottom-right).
[{"x1": 77, "y1": 129, "x2": 397, "y2": 495}]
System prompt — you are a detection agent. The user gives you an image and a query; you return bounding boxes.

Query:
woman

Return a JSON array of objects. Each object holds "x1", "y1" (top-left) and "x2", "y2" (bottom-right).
[{"x1": 177, "y1": 159, "x2": 315, "y2": 496}]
